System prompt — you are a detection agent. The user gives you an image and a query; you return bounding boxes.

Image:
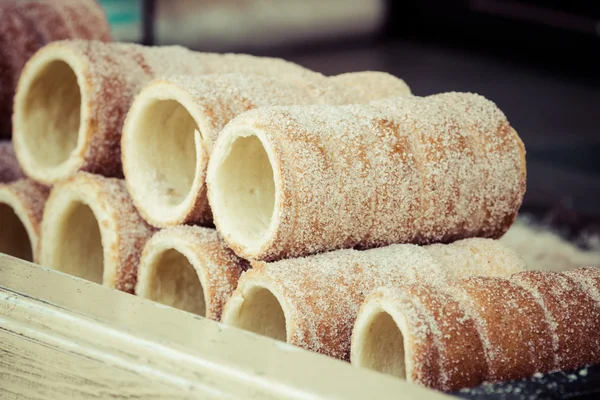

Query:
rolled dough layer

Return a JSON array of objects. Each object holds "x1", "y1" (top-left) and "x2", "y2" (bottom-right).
[
  {"x1": 207, "y1": 93, "x2": 526, "y2": 261},
  {"x1": 0, "y1": 0, "x2": 111, "y2": 139},
  {"x1": 350, "y1": 267, "x2": 600, "y2": 391},
  {"x1": 122, "y1": 72, "x2": 411, "y2": 227},
  {"x1": 39, "y1": 172, "x2": 155, "y2": 293},
  {"x1": 136, "y1": 225, "x2": 249, "y2": 320},
  {"x1": 221, "y1": 238, "x2": 526, "y2": 361},
  {"x1": 0, "y1": 179, "x2": 49, "y2": 262},
  {"x1": 12, "y1": 40, "x2": 318, "y2": 184}
]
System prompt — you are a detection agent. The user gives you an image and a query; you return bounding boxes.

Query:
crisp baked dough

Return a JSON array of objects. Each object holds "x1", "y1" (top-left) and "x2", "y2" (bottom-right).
[
  {"x1": 207, "y1": 93, "x2": 526, "y2": 261},
  {"x1": 209, "y1": 131, "x2": 276, "y2": 253},
  {"x1": 222, "y1": 280, "x2": 288, "y2": 342},
  {"x1": 39, "y1": 172, "x2": 154, "y2": 292},
  {"x1": 122, "y1": 73, "x2": 410, "y2": 228},
  {"x1": 351, "y1": 301, "x2": 409, "y2": 380},
  {"x1": 122, "y1": 82, "x2": 208, "y2": 227},
  {"x1": 136, "y1": 226, "x2": 248, "y2": 320},
  {"x1": 13, "y1": 46, "x2": 90, "y2": 184},
  {"x1": 0, "y1": 179, "x2": 49, "y2": 262},
  {"x1": 13, "y1": 41, "x2": 320, "y2": 184},
  {"x1": 0, "y1": 0, "x2": 111, "y2": 139},
  {"x1": 220, "y1": 238, "x2": 526, "y2": 360},
  {"x1": 326, "y1": 71, "x2": 411, "y2": 103},
  {"x1": 350, "y1": 267, "x2": 600, "y2": 391}
]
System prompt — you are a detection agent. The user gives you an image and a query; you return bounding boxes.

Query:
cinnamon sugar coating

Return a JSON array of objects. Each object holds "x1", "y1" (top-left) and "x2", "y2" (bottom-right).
[
  {"x1": 208, "y1": 92, "x2": 526, "y2": 261},
  {"x1": 0, "y1": 0, "x2": 110, "y2": 138},
  {"x1": 123, "y1": 72, "x2": 411, "y2": 227},
  {"x1": 222, "y1": 238, "x2": 525, "y2": 361},
  {"x1": 39, "y1": 172, "x2": 155, "y2": 293},
  {"x1": 353, "y1": 267, "x2": 600, "y2": 391},
  {"x1": 136, "y1": 226, "x2": 249, "y2": 320},
  {"x1": 13, "y1": 40, "x2": 321, "y2": 184}
]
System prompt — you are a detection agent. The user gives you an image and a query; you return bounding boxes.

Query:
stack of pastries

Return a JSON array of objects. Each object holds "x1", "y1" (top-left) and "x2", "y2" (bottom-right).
[{"x1": 0, "y1": 0, "x2": 598, "y2": 394}]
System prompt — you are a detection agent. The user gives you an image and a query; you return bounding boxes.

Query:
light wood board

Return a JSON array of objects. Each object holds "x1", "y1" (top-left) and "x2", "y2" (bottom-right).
[{"x1": 0, "y1": 254, "x2": 453, "y2": 400}]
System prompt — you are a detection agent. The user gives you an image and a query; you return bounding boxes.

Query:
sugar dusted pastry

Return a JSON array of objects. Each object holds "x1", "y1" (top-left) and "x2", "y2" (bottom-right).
[
  {"x1": 12, "y1": 40, "x2": 317, "y2": 185},
  {"x1": 350, "y1": 267, "x2": 600, "y2": 391},
  {"x1": 0, "y1": 142, "x2": 24, "y2": 183},
  {"x1": 122, "y1": 72, "x2": 411, "y2": 228},
  {"x1": 423, "y1": 237, "x2": 528, "y2": 277},
  {"x1": 122, "y1": 74, "x2": 323, "y2": 228},
  {"x1": 39, "y1": 172, "x2": 155, "y2": 293},
  {"x1": 207, "y1": 93, "x2": 526, "y2": 261},
  {"x1": 325, "y1": 71, "x2": 411, "y2": 103},
  {"x1": 136, "y1": 226, "x2": 249, "y2": 320},
  {"x1": 0, "y1": 0, "x2": 111, "y2": 139},
  {"x1": 221, "y1": 238, "x2": 526, "y2": 361},
  {"x1": 0, "y1": 179, "x2": 49, "y2": 262}
]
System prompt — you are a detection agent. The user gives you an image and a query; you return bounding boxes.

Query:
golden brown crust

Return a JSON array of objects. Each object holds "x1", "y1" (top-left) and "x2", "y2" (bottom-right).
[
  {"x1": 136, "y1": 226, "x2": 249, "y2": 320},
  {"x1": 123, "y1": 71, "x2": 412, "y2": 228},
  {"x1": 14, "y1": 41, "x2": 320, "y2": 183},
  {"x1": 208, "y1": 93, "x2": 526, "y2": 261},
  {"x1": 0, "y1": 0, "x2": 111, "y2": 139},
  {"x1": 40, "y1": 172, "x2": 155, "y2": 293},
  {"x1": 0, "y1": 3, "x2": 39, "y2": 139},
  {"x1": 511, "y1": 269, "x2": 600, "y2": 371},
  {"x1": 454, "y1": 277, "x2": 553, "y2": 381},
  {"x1": 325, "y1": 71, "x2": 411, "y2": 103},
  {"x1": 353, "y1": 267, "x2": 600, "y2": 391},
  {"x1": 87, "y1": 173, "x2": 156, "y2": 293},
  {"x1": 221, "y1": 238, "x2": 525, "y2": 361}
]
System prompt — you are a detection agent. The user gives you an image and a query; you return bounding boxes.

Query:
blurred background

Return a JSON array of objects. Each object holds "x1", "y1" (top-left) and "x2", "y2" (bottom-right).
[{"x1": 98, "y1": 0, "x2": 599, "y2": 231}]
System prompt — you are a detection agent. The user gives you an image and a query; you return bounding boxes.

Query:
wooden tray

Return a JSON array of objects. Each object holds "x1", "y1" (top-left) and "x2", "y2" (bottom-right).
[{"x1": 0, "y1": 254, "x2": 451, "y2": 400}]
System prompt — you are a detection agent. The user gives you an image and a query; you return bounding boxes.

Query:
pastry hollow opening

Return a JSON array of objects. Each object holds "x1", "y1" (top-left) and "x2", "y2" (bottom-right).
[
  {"x1": 125, "y1": 98, "x2": 198, "y2": 223},
  {"x1": 0, "y1": 204, "x2": 33, "y2": 262},
  {"x1": 232, "y1": 286, "x2": 287, "y2": 341},
  {"x1": 211, "y1": 134, "x2": 275, "y2": 251},
  {"x1": 20, "y1": 60, "x2": 81, "y2": 169},
  {"x1": 53, "y1": 202, "x2": 104, "y2": 284},
  {"x1": 357, "y1": 311, "x2": 407, "y2": 379},
  {"x1": 144, "y1": 249, "x2": 206, "y2": 316}
]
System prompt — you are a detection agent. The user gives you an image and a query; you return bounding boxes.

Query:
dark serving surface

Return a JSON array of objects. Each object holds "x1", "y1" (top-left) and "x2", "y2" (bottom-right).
[{"x1": 451, "y1": 363, "x2": 600, "y2": 400}]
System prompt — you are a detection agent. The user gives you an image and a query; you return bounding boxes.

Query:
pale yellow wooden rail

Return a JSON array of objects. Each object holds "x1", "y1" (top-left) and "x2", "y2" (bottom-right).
[{"x1": 0, "y1": 254, "x2": 452, "y2": 400}]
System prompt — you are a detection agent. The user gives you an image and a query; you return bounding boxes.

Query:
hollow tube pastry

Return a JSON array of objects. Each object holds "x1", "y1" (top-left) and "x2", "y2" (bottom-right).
[
  {"x1": 350, "y1": 267, "x2": 600, "y2": 391},
  {"x1": 0, "y1": 0, "x2": 111, "y2": 139},
  {"x1": 207, "y1": 93, "x2": 526, "y2": 261},
  {"x1": 324, "y1": 71, "x2": 411, "y2": 104},
  {"x1": 122, "y1": 72, "x2": 411, "y2": 228},
  {"x1": 136, "y1": 225, "x2": 249, "y2": 320},
  {"x1": 0, "y1": 179, "x2": 49, "y2": 262},
  {"x1": 12, "y1": 40, "x2": 318, "y2": 185},
  {"x1": 39, "y1": 172, "x2": 155, "y2": 293},
  {"x1": 221, "y1": 238, "x2": 526, "y2": 361}
]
